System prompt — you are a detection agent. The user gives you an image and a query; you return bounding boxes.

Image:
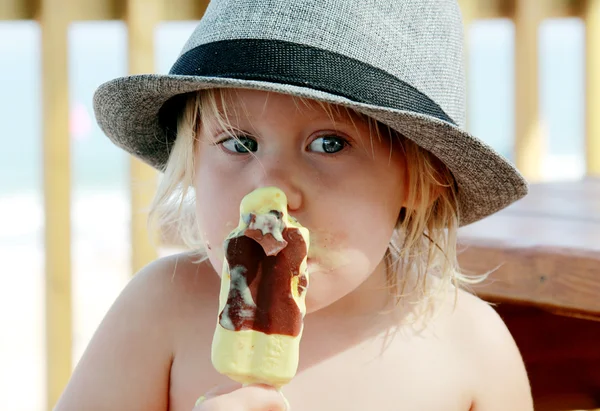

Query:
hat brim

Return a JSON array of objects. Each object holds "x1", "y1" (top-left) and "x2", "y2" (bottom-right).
[{"x1": 93, "y1": 73, "x2": 528, "y2": 227}]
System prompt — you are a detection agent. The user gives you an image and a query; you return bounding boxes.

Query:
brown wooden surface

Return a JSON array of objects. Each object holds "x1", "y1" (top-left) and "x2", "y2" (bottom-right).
[
  {"x1": 458, "y1": 178, "x2": 600, "y2": 319},
  {"x1": 457, "y1": 178, "x2": 600, "y2": 410},
  {"x1": 494, "y1": 303, "x2": 600, "y2": 410}
]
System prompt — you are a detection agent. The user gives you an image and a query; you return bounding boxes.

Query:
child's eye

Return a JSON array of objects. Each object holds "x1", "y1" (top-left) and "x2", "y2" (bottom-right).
[
  {"x1": 308, "y1": 136, "x2": 348, "y2": 154},
  {"x1": 220, "y1": 136, "x2": 258, "y2": 154}
]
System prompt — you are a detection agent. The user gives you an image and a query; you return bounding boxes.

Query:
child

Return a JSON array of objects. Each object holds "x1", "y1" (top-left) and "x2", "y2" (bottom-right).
[{"x1": 56, "y1": 0, "x2": 534, "y2": 410}]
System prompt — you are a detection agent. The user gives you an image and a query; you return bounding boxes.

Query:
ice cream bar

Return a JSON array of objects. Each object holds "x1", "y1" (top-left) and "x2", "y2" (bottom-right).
[{"x1": 211, "y1": 186, "x2": 310, "y2": 388}]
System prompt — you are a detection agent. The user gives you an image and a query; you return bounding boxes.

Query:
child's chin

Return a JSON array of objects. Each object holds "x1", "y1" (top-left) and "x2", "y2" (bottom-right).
[
  {"x1": 304, "y1": 296, "x2": 331, "y2": 314},
  {"x1": 302, "y1": 277, "x2": 352, "y2": 314}
]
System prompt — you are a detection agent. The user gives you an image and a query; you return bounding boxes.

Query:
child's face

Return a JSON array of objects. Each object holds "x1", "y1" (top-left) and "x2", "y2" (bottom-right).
[{"x1": 194, "y1": 89, "x2": 407, "y2": 313}]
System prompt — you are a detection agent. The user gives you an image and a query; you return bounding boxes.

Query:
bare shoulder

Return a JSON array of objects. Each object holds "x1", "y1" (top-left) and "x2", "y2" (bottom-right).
[
  {"x1": 55, "y1": 252, "x2": 217, "y2": 411},
  {"x1": 447, "y1": 289, "x2": 534, "y2": 411}
]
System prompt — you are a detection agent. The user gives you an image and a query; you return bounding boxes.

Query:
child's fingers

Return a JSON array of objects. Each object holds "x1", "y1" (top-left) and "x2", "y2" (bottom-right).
[
  {"x1": 200, "y1": 382, "x2": 243, "y2": 400},
  {"x1": 194, "y1": 383, "x2": 288, "y2": 411}
]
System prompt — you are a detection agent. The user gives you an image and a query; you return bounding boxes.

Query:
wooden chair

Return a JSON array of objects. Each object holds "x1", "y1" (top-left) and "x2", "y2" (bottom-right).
[{"x1": 457, "y1": 178, "x2": 600, "y2": 410}]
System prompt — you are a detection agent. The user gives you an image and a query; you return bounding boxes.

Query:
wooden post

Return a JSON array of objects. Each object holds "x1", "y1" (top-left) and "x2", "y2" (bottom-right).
[
  {"x1": 586, "y1": 0, "x2": 600, "y2": 176},
  {"x1": 514, "y1": 0, "x2": 545, "y2": 181},
  {"x1": 39, "y1": 0, "x2": 72, "y2": 409},
  {"x1": 458, "y1": 0, "x2": 476, "y2": 43},
  {"x1": 458, "y1": 0, "x2": 476, "y2": 131},
  {"x1": 125, "y1": 0, "x2": 161, "y2": 274}
]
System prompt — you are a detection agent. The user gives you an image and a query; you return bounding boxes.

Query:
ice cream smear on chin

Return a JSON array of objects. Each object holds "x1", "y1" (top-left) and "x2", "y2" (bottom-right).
[{"x1": 211, "y1": 186, "x2": 310, "y2": 389}]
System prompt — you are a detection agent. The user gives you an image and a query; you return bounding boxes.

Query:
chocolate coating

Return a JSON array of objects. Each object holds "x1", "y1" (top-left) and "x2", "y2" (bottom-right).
[{"x1": 220, "y1": 227, "x2": 307, "y2": 336}]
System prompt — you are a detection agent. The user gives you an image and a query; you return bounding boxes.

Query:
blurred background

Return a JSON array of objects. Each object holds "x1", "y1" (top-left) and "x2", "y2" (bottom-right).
[{"x1": 0, "y1": 0, "x2": 598, "y2": 410}]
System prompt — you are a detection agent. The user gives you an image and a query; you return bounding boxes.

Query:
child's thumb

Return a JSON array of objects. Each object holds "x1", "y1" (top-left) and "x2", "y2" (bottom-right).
[
  {"x1": 193, "y1": 383, "x2": 289, "y2": 411},
  {"x1": 195, "y1": 382, "x2": 242, "y2": 404}
]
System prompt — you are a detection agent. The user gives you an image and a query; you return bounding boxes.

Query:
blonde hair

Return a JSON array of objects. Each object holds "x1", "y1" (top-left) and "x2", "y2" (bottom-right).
[{"x1": 149, "y1": 89, "x2": 486, "y2": 317}]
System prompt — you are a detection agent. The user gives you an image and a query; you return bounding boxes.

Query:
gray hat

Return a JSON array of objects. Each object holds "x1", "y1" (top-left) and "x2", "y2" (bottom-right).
[{"x1": 93, "y1": 0, "x2": 528, "y2": 226}]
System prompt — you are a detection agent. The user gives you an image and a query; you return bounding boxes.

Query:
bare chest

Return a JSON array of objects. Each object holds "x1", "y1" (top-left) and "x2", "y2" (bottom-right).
[{"x1": 168, "y1": 323, "x2": 474, "y2": 411}]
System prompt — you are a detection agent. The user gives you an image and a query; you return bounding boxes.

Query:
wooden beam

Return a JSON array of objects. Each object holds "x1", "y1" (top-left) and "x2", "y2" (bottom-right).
[
  {"x1": 473, "y1": 0, "x2": 581, "y2": 20},
  {"x1": 513, "y1": 0, "x2": 545, "y2": 181},
  {"x1": 162, "y1": 0, "x2": 208, "y2": 21},
  {"x1": 69, "y1": 0, "x2": 120, "y2": 21},
  {"x1": 475, "y1": 0, "x2": 513, "y2": 19},
  {"x1": 586, "y1": 0, "x2": 600, "y2": 176},
  {"x1": 0, "y1": 0, "x2": 584, "y2": 22},
  {"x1": 126, "y1": 0, "x2": 161, "y2": 274},
  {"x1": 0, "y1": 0, "x2": 37, "y2": 20},
  {"x1": 39, "y1": 0, "x2": 72, "y2": 409},
  {"x1": 542, "y1": 0, "x2": 584, "y2": 19}
]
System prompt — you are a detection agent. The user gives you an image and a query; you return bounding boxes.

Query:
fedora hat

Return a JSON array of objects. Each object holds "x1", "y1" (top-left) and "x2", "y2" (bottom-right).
[{"x1": 93, "y1": 0, "x2": 528, "y2": 226}]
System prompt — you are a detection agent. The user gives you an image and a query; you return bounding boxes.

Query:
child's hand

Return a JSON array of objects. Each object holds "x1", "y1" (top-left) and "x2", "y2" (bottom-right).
[{"x1": 193, "y1": 383, "x2": 289, "y2": 411}]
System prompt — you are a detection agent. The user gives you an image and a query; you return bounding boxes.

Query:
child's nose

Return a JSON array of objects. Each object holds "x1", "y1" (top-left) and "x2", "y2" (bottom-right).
[{"x1": 253, "y1": 162, "x2": 303, "y2": 212}]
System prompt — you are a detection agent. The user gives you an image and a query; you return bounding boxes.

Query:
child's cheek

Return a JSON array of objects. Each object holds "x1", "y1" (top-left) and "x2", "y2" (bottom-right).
[
  {"x1": 195, "y1": 201, "x2": 240, "y2": 274},
  {"x1": 307, "y1": 229, "x2": 350, "y2": 268},
  {"x1": 202, "y1": 222, "x2": 236, "y2": 279}
]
